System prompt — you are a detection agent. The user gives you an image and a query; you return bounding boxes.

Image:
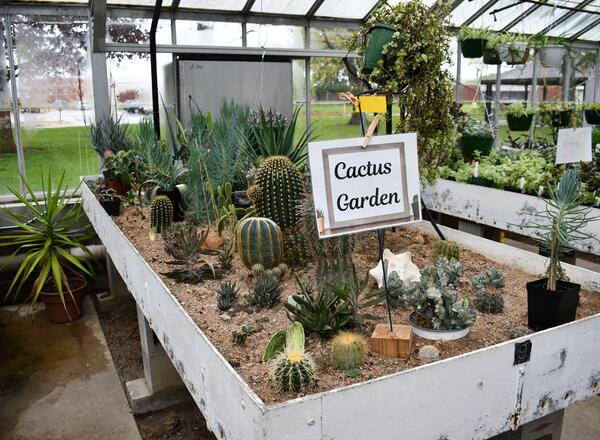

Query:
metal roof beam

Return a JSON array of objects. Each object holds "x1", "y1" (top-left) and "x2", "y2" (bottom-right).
[
  {"x1": 537, "y1": 0, "x2": 595, "y2": 35},
  {"x1": 241, "y1": 0, "x2": 255, "y2": 15},
  {"x1": 462, "y1": 0, "x2": 498, "y2": 27},
  {"x1": 501, "y1": 1, "x2": 546, "y2": 32},
  {"x1": 306, "y1": 0, "x2": 325, "y2": 19},
  {"x1": 570, "y1": 15, "x2": 600, "y2": 40},
  {"x1": 171, "y1": 0, "x2": 181, "y2": 13},
  {"x1": 1, "y1": 3, "x2": 89, "y2": 16}
]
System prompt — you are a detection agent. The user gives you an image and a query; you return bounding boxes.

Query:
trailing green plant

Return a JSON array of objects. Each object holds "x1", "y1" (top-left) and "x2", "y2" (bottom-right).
[
  {"x1": 584, "y1": 103, "x2": 600, "y2": 112},
  {"x1": 232, "y1": 324, "x2": 256, "y2": 345},
  {"x1": 245, "y1": 106, "x2": 312, "y2": 167},
  {"x1": 272, "y1": 322, "x2": 315, "y2": 393},
  {"x1": 462, "y1": 118, "x2": 494, "y2": 137},
  {"x1": 247, "y1": 271, "x2": 283, "y2": 309},
  {"x1": 506, "y1": 104, "x2": 535, "y2": 118},
  {"x1": 0, "y1": 172, "x2": 94, "y2": 316},
  {"x1": 432, "y1": 240, "x2": 460, "y2": 261},
  {"x1": 350, "y1": 0, "x2": 457, "y2": 181},
  {"x1": 484, "y1": 33, "x2": 503, "y2": 50},
  {"x1": 150, "y1": 196, "x2": 173, "y2": 233},
  {"x1": 217, "y1": 281, "x2": 239, "y2": 311},
  {"x1": 331, "y1": 331, "x2": 368, "y2": 371},
  {"x1": 527, "y1": 169, "x2": 597, "y2": 290},
  {"x1": 407, "y1": 257, "x2": 476, "y2": 330},
  {"x1": 458, "y1": 26, "x2": 490, "y2": 41},
  {"x1": 286, "y1": 274, "x2": 353, "y2": 337},
  {"x1": 88, "y1": 114, "x2": 131, "y2": 156},
  {"x1": 472, "y1": 267, "x2": 505, "y2": 314},
  {"x1": 236, "y1": 217, "x2": 284, "y2": 269}
]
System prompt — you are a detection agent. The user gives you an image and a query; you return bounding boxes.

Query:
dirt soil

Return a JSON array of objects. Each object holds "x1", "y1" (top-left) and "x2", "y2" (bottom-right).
[{"x1": 113, "y1": 206, "x2": 600, "y2": 406}]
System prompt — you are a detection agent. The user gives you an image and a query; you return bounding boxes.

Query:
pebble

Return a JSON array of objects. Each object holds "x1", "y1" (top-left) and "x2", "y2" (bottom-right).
[
  {"x1": 418, "y1": 345, "x2": 440, "y2": 363},
  {"x1": 220, "y1": 314, "x2": 231, "y2": 321}
]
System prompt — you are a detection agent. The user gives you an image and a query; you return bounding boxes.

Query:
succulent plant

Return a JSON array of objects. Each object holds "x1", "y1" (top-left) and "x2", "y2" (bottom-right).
[
  {"x1": 252, "y1": 263, "x2": 265, "y2": 277},
  {"x1": 217, "y1": 281, "x2": 239, "y2": 311},
  {"x1": 331, "y1": 332, "x2": 368, "y2": 370},
  {"x1": 432, "y1": 240, "x2": 460, "y2": 262},
  {"x1": 272, "y1": 322, "x2": 315, "y2": 392},
  {"x1": 232, "y1": 324, "x2": 256, "y2": 345},
  {"x1": 150, "y1": 195, "x2": 173, "y2": 233},
  {"x1": 236, "y1": 217, "x2": 283, "y2": 269},
  {"x1": 277, "y1": 263, "x2": 289, "y2": 276},
  {"x1": 472, "y1": 267, "x2": 505, "y2": 314},
  {"x1": 247, "y1": 271, "x2": 283, "y2": 309}
]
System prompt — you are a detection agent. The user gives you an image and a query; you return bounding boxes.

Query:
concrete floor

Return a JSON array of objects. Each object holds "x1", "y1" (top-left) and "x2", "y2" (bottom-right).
[
  {"x1": 0, "y1": 297, "x2": 141, "y2": 440},
  {"x1": 562, "y1": 395, "x2": 600, "y2": 439}
]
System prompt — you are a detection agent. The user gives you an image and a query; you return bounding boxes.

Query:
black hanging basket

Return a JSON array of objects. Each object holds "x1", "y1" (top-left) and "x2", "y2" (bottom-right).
[
  {"x1": 460, "y1": 39, "x2": 486, "y2": 58},
  {"x1": 584, "y1": 109, "x2": 600, "y2": 125},
  {"x1": 526, "y1": 278, "x2": 581, "y2": 331},
  {"x1": 483, "y1": 48, "x2": 501, "y2": 65},
  {"x1": 507, "y1": 114, "x2": 534, "y2": 131}
]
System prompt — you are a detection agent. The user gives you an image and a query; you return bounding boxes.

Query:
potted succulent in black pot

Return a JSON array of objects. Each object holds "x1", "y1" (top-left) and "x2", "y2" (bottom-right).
[
  {"x1": 584, "y1": 103, "x2": 600, "y2": 125},
  {"x1": 483, "y1": 34, "x2": 502, "y2": 65},
  {"x1": 93, "y1": 179, "x2": 121, "y2": 216},
  {"x1": 526, "y1": 169, "x2": 597, "y2": 331},
  {"x1": 506, "y1": 103, "x2": 536, "y2": 131},
  {"x1": 459, "y1": 118, "x2": 494, "y2": 161},
  {"x1": 0, "y1": 173, "x2": 95, "y2": 323},
  {"x1": 146, "y1": 151, "x2": 188, "y2": 222},
  {"x1": 459, "y1": 26, "x2": 489, "y2": 59}
]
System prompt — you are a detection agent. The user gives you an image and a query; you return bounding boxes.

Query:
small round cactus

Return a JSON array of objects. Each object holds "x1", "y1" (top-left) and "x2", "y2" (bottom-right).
[
  {"x1": 273, "y1": 351, "x2": 315, "y2": 392},
  {"x1": 271, "y1": 266, "x2": 282, "y2": 279},
  {"x1": 252, "y1": 263, "x2": 265, "y2": 277},
  {"x1": 432, "y1": 240, "x2": 460, "y2": 261},
  {"x1": 277, "y1": 263, "x2": 288, "y2": 276},
  {"x1": 331, "y1": 332, "x2": 368, "y2": 371},
  {"x1": 150, "y1": 195, "x2": 173, "y2": 233}
]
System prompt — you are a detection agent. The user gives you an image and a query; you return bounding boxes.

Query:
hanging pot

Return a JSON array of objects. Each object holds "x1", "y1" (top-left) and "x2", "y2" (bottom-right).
[
  {"x1": 460, "y1": 39, "x2": 487, "y2": 58},
  {"x1": 498, "y1": 43, "x2": 529, "y2": 64},
  {"x1": 526, "y1": 278, "x2": 580, "y2": 331},
  {"x1": 584, "y1": 109, "x2": 600, "y2": 125},
  {"x1": 100, "y1": 197, "x2": 121, "y2": 216},
  {"x1": 40, "y1": 276, "x2": 88, "y2": 324},
  {"x1": 408, "y1": 312, "x2": 470, "y2": 341},
  {"x1": 507, "y1": 114, "x2": 534, "y2": 131},
  {"x1": 459, "y1": 134, "x2": 494, "y2": 160},
  {"x1": 363, "y1": 24, "x2": 397, "y2": 74},
  {"x1": 483, "y1": 48, "x2": 501, "y2": 65},
  {"x1": 550, "y1": 110, "x2": 573, "y2": 128},
  {"x1": 539, "y1": 45, "x2": 565, "y2": 68}
]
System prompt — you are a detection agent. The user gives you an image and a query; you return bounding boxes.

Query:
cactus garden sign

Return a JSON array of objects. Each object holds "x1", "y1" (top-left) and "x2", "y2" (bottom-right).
[{"x1": 308, "y1": 133, "x2": 421, "y2": 238}]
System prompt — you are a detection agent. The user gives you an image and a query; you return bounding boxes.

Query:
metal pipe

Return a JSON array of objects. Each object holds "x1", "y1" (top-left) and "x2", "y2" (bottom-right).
[
  {"x1": 455, "y1": 37, "x2": 462, "y2": 102},
  {"x1": 150, "y1": 0, "x2": 164, "y2": 139},
  {"x1": 494, "y1": 64, "x2": 501, "y2": 149},
  {"x1": 594, "y1": 49, "x2": 600, "y2": 102},
  {"x1": 5, "y1": 15, "x2": 26, "y2": 194},
  {"x1": 529, "y1": 51, "x2": 539, "y2": 144}
]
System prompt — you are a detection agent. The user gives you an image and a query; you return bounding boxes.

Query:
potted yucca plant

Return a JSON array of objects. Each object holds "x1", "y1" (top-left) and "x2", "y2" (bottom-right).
[
  {"x1": 0, "y1": 172, "x2": 95, "y2": 323},
  {"x1": 459, "y1": 27, "x2": 489, "y2": 59},
  {"x1": 506, "y1": 104, "x2": 536, "y2": 131},
  {"x1": 526, "y1": 169, "x2": 597, "y2": 331}
]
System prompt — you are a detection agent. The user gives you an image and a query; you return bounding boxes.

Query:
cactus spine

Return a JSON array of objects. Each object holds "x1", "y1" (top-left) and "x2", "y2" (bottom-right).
[
  {"x1": 236, "y1": 217, "x2": 283, "y2": 268},
  {"x1": 151, "y1": 195, "x2": 173, "y2": 233},
  {"x1": 432, "y1": 240, "x2": 460, "y2": 261},
  {"x1": 272, "y1": 322, "x2": 315, "y2": 392},
  {"x1": 331, "y1": 331, "x2": 367, "y2": 370}
]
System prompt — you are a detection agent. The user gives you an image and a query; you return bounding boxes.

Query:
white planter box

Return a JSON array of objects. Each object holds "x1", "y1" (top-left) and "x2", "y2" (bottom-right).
[
  {"x1": 81, "y1": 179, "x2": 600, "y2": 440},
  {"x1": 422, "y1": 179, "x2": 600, "y2": 256}
]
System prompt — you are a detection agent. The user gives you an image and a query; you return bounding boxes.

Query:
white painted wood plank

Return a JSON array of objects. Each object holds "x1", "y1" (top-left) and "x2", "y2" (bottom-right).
[{"x1": 422, "y1": 179, "x2": 600, "y2": 255}]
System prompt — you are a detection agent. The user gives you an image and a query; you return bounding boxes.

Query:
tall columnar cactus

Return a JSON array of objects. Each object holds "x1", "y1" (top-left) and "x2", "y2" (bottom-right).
[
  {"x1": 331, "y1": 331, "x2": 367, "y2": 371},
  {"x1": 432, "y1": 240, "x2": 460, "y2": 261},
  {"x1": 150, "y1": 195, "x2": 173, "y2": 233},
  {"x1": 236, "y1": 217, "x2": 283, "y2": 269}
]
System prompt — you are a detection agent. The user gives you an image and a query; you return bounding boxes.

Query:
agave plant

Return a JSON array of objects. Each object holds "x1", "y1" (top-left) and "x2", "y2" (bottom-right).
[
  {"x1": 0, "y1": 172, "x2": 94, "y2": 308},
  {"x1": 88, "y1": 114, "x2": 131, "y2": 156}
]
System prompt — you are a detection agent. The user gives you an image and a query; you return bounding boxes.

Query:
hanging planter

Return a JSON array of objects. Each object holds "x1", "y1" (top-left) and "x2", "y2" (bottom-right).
[
  {"x1": 483, "y1": 48, "x2": 501, "y2": 65},
  {"x1": 460, "y1": 39, "x2": 487, "y2": 58},
  {"x1": 362, "y1": 24, "x2": 397, "y2": 74},
  {"x1": 498, "y1": 43, "x2": 529, "y2": 65},
  {"x1": 584, "y1": 109, "x2": 600, "y2": 125},
  {"x1": 539, "y1": 45, "x2": 565, "y2": 68},
  {"x1": 507, "y1": 114, "x2": 534, "y2": 131}
]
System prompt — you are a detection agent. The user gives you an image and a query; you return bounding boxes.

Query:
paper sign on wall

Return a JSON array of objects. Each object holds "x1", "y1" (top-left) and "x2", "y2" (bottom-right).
[
  {"x1": 308, "y1": 134, "x2": 421, "y2": 238},
  {"x1": 555, "y1": 127, "x2": 592, "y2": 164}
]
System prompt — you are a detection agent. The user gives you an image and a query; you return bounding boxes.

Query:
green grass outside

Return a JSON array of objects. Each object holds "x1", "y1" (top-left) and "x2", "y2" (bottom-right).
[{"x1": 0, "y1": 103, "x2": 552, "y2": 193}]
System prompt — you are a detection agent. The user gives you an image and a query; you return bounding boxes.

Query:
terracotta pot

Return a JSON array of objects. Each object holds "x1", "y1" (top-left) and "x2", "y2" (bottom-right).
[
  {"x1": 40, "y1": 277, "x2": 87, "y2": 323},
  {"x1": 107, "y1": 178, "x2": 127, "y2": 196},
  {"x1": 200, "y1": 230, "x2": 224, "y2": 250}
]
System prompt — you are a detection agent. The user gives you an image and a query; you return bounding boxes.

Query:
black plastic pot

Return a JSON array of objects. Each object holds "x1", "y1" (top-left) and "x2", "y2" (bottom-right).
[
  {"x1": 507, "y1": 114, "x2": 534, "y2": 131},
  {"x1": 459, "y1": 134, "x2": 494, "y2": 160},
  {"x1": 584, "y1": 109, "x2": 600, "y2": 125},
  {"x1": 460, "y1": 39, "x2": 486, "y2": 58},
  {"x1": 470, "y1": 176, "x2": 493, "y2": 187},
  {"x1": 549, "y1": 110, "x2": 573, "y2": 128},
  {"x1": 158, "y1": 187, "x2": 185, "y2": 222},
  {"x1": 483, "y1": 48, "x2": 501, "y2": 65},
  {"x1": 526, "y1": 278, "x2": 580, "y2": 331},
  {"x1": 101, "y1": 197, "x2": 121, "y2": 216}
]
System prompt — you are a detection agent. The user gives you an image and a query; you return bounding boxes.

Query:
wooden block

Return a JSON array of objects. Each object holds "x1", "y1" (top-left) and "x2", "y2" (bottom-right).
[{"x1": 370, "y1": 324, "x2": 413, "y2": 359}]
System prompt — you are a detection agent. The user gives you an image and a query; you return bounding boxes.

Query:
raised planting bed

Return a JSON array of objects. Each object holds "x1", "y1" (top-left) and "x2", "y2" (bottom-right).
[
  {"x1": 422, "y1": 178, "x2": 600, "y2": 256},
  {"x1": 81, "y1": 179, "x2": 600, "y2": 440}
]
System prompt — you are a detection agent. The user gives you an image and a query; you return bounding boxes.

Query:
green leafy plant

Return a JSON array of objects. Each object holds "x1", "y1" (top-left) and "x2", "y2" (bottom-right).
[
  {"x1": 217, "y1": 281, "x2": 239, "y2": 311},
  {"x1": 584, "y1": 103, "x2": 600, "y2": 111},
  {"x1": 208, "y1": 181, "x2": 255, "y2": 237},
  {"x1": 88, "y1": 114, "x2": 131, "y2": 156},
  {"x1": 506, "y1": 104, "x2": 535, "y2": 118},
  {"x1": 529, "y1": 169, "x2": 597, "y2": 290},
  {"x1": 458, "y1": 27, "x2": 490, "y2": 41},
  {"x1": 472, "y1": 267, "x2": 505, "y2": 314},
  {"x1": 0, "y1": 172, "x2": 94, "y2": 313},
  {"x1": 463, "y1": 118, "x2": 494, "y2": 137},
  {"x1": 272, "y1": 322, "x2": 315, "y2": 393}
]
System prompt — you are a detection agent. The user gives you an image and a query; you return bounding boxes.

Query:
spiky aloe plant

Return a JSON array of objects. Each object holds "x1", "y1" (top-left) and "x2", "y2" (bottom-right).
[
  {"x1": 272, "y1": 322, "x2": 315, "y2": 392},
  {"x1": 217, "y1": 281, "x2": 239, "y2": 311},
  {"x1": 531, "y1": 169, "x2": 597, "y2": 290}
]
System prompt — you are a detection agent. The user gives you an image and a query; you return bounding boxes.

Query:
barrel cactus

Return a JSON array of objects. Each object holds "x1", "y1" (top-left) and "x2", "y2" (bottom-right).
[
  {"x1": 272, "y1": 322, "x2": 315, "y2": 392},
  {"x1": 150, "y1": 195, "x2": 173, "y2": 233},
  {"x1": 236, "y1": 217, "x2": 283, "y2": 269},
  {"x1": 331, "y1": 331, "x2": 367, "y2": 370},
  {"x1": 432, "y1": 240, "x2": 460, "y2": 261}
]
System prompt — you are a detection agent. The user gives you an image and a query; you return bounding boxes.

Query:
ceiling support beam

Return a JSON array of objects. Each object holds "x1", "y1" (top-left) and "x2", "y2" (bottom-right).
[
  {"x1": 537, "y1": 0, "x2": 595, "y2": 35},
  {"x1": 306, "y1": 0, "x2": 325, "y2": 19},
  {"x1": 462, "y1": 0, "x2": 498, "y2": 27},
  {"x1": 501, "y1": 1, "x2": 547, "y2": 32},
  {"x1": 569, "y1": 15, "x2": 600, "y2": 40}
]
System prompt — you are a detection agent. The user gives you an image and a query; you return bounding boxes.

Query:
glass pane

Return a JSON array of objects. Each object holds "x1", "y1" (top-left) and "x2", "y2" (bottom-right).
[
  {"x1": 475, "y1": 0, "x2": 531, "y2": 31},
  {"x1": 578, "y1": 23, "x2": 600, "y2": 41},
  {"x1": 310, "y1": 27, "x2": 355, "y2": 50},
  {"x1": 506, "y1": 3, "x2": 570, "y2": 34},
  {"x1": 178, "y1": 0, "x2": 246, "y2": 10},
  {"x1": 246, "y1": 24, "x2": 304, "y2": 49},
  {"x1": 107, "y1": 18, "x2": 171, "y2": 45},
  {"x1": 10, "y1": 15, "x2": 98, "y2": 191},
  {"x1": 316, "y1": 0, "x2": 378, "y2": 19},
  {"x1": 450, "y1": 0, "x2": 491, "y2": 26},
  {"x1": 251, "y1": 0, "x2": 313, "y2": 15},
  {"x1": 107, "y1": 0, "x2": 173, "y2": 5},
  {"x1": 176, "y1": 21, "x2": 242, "y2": 46},
  {"x1": 547, "y1": 13, "x2": 599, "y2": 37}
]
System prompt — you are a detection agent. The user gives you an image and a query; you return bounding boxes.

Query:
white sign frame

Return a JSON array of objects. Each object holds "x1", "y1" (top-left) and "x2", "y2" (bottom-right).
[
  {"x1": 308, "y1": 133, "x2": 421, "y2": 238},
  {"x1": 555, "y1": 126, "x2": 592, "y2": 164}
]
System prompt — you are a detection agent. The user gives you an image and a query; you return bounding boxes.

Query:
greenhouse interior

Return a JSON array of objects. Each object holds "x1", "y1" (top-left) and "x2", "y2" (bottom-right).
[{"x1": 2, "y1": 0, "x2": 600, "y2": 439}]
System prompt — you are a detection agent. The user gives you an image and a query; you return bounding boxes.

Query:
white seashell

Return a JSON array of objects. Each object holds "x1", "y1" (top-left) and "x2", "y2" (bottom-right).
[{"x1": 368, "y1": 249, "x2": 421, "y2": 288}]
